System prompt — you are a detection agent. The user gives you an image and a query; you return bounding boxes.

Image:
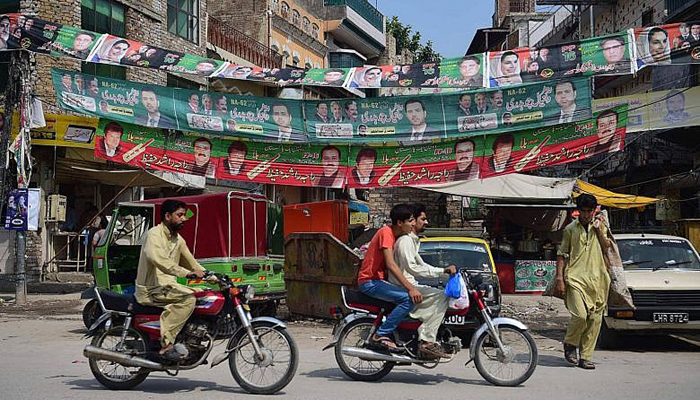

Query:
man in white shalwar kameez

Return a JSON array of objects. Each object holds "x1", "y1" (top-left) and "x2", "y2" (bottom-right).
[{"x1": 391, "y1": 203, "x2": 456, "y2": 359}]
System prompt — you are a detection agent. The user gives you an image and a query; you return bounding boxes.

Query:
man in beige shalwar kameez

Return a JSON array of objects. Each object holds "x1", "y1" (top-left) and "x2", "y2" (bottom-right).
[
  {"x1": 556, "y1": 194, "x2": 611, "y2": 370},
  {"x1": 391, "y1": 204, "x2": 456, "y2": 359}
]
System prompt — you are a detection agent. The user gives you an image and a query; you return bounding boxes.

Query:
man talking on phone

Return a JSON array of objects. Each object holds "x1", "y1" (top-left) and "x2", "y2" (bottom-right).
[{"x1": 556, "y1": 194, "x2": 611, "y2": 370}]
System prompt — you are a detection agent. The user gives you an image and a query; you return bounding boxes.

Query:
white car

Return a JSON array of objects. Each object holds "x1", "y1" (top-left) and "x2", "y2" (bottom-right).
[{"x1": 599, "y1": 234, "x2": 700, "y2": 348}]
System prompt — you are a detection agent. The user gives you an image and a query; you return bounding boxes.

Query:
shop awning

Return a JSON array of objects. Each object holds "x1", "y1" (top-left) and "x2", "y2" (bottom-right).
[
  {"x1": 415, "y1": 174, "x2": 577, "y2": 202},
  {"x1": 69, "y1": 166, "x2": 205, "y2": 188},
  {"x1": 574, "y1": 180, "x2": 660, "y2": 209}
]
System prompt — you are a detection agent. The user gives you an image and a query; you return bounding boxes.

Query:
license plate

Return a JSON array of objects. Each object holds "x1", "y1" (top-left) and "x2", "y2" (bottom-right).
[
  {"x1": 653, "y1": 312, "x2": 689, "y2": 323},
  {"x1": 443, "y1": 314, "x2": 466, "y2": 325}
]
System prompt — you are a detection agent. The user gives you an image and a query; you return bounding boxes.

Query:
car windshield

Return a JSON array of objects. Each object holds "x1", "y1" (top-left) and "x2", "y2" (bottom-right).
[
  {"x1": 419, "y1": 241, "x2": 492, "y2": 272},
  {"x1": 617, "y1": 238, "x2": 700, "y2": 270}
]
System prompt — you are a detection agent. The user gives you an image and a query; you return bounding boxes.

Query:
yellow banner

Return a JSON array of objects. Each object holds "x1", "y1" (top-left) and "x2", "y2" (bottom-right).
[{"x1": 10, "y1": 113, "x2": 98, "y2": 148}]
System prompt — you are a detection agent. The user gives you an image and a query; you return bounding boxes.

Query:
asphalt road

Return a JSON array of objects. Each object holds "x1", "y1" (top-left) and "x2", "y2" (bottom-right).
[{"x1": 1, "y1": 296, "x2": 699, "y2": 400}]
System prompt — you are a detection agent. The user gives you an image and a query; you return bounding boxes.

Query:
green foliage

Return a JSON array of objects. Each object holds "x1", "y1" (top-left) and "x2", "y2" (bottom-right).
[{"x1": 386, "y1": 16, "x2": 442, "y2": 62}]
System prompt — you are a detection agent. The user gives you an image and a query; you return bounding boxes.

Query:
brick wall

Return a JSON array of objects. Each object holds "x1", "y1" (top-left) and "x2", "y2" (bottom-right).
[
  {"x1": 594, "y1": 0, "x2": 666, "y2": 34},
  {"x1": 367, "y1": 187, "x2": 463, "y2": 228},
  {"x1": 208, "y1": 0, "x2": 268, "y2": 43}
]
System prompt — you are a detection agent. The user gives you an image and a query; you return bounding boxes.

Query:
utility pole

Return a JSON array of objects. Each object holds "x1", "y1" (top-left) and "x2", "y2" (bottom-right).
[{"x1": 2, "y1": 49, "x2": 33, "y2": 304}]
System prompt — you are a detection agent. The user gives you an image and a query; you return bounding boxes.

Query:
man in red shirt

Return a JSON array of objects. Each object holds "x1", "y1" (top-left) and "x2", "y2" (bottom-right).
[{"x1": 358, "y1": 203, "x2": 423, "y2": 352}]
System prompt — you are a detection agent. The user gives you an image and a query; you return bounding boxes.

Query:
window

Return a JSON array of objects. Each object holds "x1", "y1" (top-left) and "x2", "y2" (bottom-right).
[
  {"x1": 281, "y1": 2, "x2": 289, "y2": 18},
  {"x1": 167, "y1": 0, "x2": 199, "y2": 44},
  {"x1": 302, "y1": 17, "x2": 310, "y2": 33},
  {"x1": 312, "y1": 23, "x2": 319, "y2": 39},
  {"x1": 81, "y1": 0, "x2": 126, "y2": 79},
  {"x1": 291, "y1": 9, "x2": 300, "y2": 26},
  {"x1": 641, "y1": 8, "x2": 654, "y2": 27},
  {"x1": 270, "y1": 0, "x2": 279, "y2": 12}
]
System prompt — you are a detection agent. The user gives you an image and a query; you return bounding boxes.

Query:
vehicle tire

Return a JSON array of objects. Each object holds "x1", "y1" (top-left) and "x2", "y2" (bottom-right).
[
  {"x1": 473, "y1": 325, "x2": 538, "y2": 386},
  {"x1": 88, "y1": 326, "x2": 150, "y2": 390},
  {"x1": 334, "y1": 319, "x2": 394, "y2": 381},
  {"x1": 597, "y1": 318, "x2": 620, "y2": 350},
  {"x1": 82, "y1": 299, "x2": 101, "y2": 329},
  {"x1": 228, "y1": 321, "x2": 298, "y2": 395}
]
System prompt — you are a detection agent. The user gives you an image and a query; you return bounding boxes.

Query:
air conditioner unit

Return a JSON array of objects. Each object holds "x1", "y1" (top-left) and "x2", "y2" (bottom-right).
[{"x1": 46, "y1": 194, "x2": 67, "y2": 223}]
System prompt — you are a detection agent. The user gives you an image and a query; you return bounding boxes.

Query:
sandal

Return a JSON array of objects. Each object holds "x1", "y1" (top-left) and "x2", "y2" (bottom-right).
[
  {"x1": 564, "y1": 343, "x2": 578, "y2": 365},
  {"x1": 578, "y1": 359, "x2": 595, "y2": 370},
  {"x1": 160, "y1": 347, "x2": 186, "y2": 362},
  {"x1": 369, "y1": 335, "x2": 402, "y2": 353}
]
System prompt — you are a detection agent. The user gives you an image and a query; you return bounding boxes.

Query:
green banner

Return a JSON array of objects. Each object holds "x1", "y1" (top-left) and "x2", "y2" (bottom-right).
[
  {"x1": 54, "y1": 69, "x2": 593, "y2": 144},
  {"x1": 515, "y1": 260, "x2": 557, "y2": 292}
]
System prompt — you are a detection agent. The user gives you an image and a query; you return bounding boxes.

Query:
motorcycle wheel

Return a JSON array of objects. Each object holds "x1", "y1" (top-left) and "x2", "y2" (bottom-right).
[
  {"x1": 473, "y1": 325, "x2": 538, "y2": 386},
  {"x1": 228, "y1": 321, "x2": 298, "y2": 395},
  {"x1": 82, "y1": 299, "x2": 100, "y2": 329},
  {"x1": 334, "y1": 319, "x2": 394, "y2": 381},
  {"x1": 88, "y1": 326, "x2": 150, "y2": 390}
]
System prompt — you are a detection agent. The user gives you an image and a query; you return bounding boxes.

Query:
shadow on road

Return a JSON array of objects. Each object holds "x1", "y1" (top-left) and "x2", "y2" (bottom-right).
[
  {"x1": 303, "y1": 367, "x2": 492, "y2": 387},
  {"x1": 65, "y1": 377, "x2": 254, "y2": 395},
  {"x1": 606, "y1": 334, "x2": 700, "y2": 352},
  {"x1": 537, "y1": 354, "x2": 574, "y2": 368}
]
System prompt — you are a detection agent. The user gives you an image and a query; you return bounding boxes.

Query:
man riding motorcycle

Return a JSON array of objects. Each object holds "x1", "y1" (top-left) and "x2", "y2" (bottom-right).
[
  {"x1": 134, "y1": 199, "x2": 205, "y2": 361},
  {"x1": 391, "y1": 203, "x2": 456, "y2": 359}
]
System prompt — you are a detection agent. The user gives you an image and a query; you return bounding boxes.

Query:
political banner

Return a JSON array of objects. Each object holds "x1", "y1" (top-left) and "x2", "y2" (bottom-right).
[
  {"x1": 94, "y1": 119, "x2": 348, "y2": 188},
  {"x1": 487, "y1": 32, "x2": 635, "y2": 88},
  {"x1": 480, "y1": 105, "x2": 628, "y2": 178},
  {"x1": 633, "y1": 22, "x2": 700, "y2": 68},
  {"x1": 54, "y1": 69, "x2": 592, "y2": 144},
  {"x1": 4, "y1": 189, "x2": 28, "y2": 230},
  {"x1": 592, "y1": 86, "x2": 700, "y2": 132}
]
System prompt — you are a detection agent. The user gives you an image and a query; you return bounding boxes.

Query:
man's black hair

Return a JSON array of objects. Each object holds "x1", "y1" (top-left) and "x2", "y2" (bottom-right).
[
  {"x1": 576, "y1": 193, "x2": 598, "y2": 210},
  {"x1": 194, "y1": 137, "x2": 212, "y2": 148},
  {"x1": 77, "y1": 31, "x2": 95, "y2": 40},
  {"x1": 460, "y1": 55, "x2": 480, "y2": 65},
  {"x1": 555, "y1": 80, "x2": 576, "y2": 92},
  {"x1": 356, "y1": 147, "x2": 377, "y2": 163},
  {"x1": 228, "y1": 141, "x2": 247, "y2": 154},
  {"x1": 404, "y1": 98, "x2": 425, "y2": 111},
  {"x1": 390, "y1": 203, "x2": 414, "y2": 225},
  {"x1": 492, "y1": 134, "x2": 514, "y2": 150},
  {"x1": 411, "y1": 203, "x2": 427, "y2": 219},
  {"x1": 161, "y1": 199, "x2": 187, "y2": 220},
  {"x1": 455, "y1": 138, "x2": 475, "y2": 152},
  {"x1": 596, "y1": 109, "x2": 619, "y2": 122}
]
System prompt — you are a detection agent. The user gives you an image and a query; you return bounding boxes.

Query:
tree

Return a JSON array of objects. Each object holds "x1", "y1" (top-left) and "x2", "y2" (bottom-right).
[{"x1": 386, "y1": 16, "x2": 441, "y2": 63}]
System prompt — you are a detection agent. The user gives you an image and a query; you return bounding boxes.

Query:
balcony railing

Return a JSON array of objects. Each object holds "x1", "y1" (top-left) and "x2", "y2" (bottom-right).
[
  {"x1": 208, "y1": 16, "x2": 283, "y2": 69},
  {"x1": 324, "y1": 0, "x2": 384, "y2": 31}
]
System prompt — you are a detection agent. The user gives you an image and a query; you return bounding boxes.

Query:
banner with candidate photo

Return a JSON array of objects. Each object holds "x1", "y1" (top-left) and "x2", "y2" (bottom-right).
[
  {"x1": 10, "y1": 113, "x2": 98, "y2": 148},
  {"x1": 480, "y1": 105, "x2": 628, "y2": 179},
  {"x1": 592, "y1": 86, "x2": 700, "y2": 132},
  {"x1": 346, "y1": 139, "x2": 484, "y2": 188},
  {"x1": 633, "y1": 22, "x2": 700, "y2": 68},
  {"x1": 443, "y1": 76, "x2": 591, "y2": 138},
  {"x1": 94, "y1": 119, "x2": 349, "y2": 188}
]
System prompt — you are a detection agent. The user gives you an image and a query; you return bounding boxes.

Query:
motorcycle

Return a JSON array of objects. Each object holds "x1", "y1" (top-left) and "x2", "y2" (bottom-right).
[
  {"x1": 324, "y1": 271, "x2": 538, "y2": 386},
  {"x1": 83, "y1": 271, "x2": 298, "y2": 395}
]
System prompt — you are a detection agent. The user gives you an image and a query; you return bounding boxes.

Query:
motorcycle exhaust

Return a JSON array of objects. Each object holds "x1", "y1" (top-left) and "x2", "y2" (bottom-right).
[
  {"x1": 84, "y1": 345, "x2": 166, "y2": 370},
  {"x1": 341, "y1": 346, "x2": 425, "y2": 364}
]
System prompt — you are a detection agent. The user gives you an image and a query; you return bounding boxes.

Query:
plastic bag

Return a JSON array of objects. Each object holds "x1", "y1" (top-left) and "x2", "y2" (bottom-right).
[
  {"x1": 448, "y1": 275, "x2": 470, "y2": 310},
  {"x1": 444, "y1": 273, "x2": 462, "y2": 299}
]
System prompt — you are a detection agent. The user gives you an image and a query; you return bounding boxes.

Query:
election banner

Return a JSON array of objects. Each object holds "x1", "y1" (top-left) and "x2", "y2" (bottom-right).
[
  {"x1": 480, "y1": 105, "x2": 628, "y2": 179},
  {"x1": 633, "y1": 22, "x2": 700, "y2": 68},
  {"x1": 592, "y1": 86, "x2": 700, "y2": 132},
  {"x1": 487, "y1": 32, "x2": 635, "y2": 88},
  {"x1": 94, "y1": 119, "x2": 349, "y2": 188},
  {"x1": 55, "y1": 69, "x2": 592, "y2": 144},
  {"x1": 4, "y1": 189, "x2": 28, "y2": 230}
]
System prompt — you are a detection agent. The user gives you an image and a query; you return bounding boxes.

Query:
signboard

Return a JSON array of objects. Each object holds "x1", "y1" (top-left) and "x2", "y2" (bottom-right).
[{"x1": 514, "y1": 260, "x2": 557, "y2": 292}]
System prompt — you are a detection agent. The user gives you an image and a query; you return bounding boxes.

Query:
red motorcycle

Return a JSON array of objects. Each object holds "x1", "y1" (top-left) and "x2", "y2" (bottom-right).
[
  {"x1": 83, "y1": 271, "x2": 298, "y2": 394},
  {"x1": 324, "y1": 271, "x2": 538, "y2": 386}
]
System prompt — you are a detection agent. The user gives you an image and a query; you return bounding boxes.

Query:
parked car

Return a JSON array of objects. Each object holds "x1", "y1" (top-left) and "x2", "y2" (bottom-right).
[
  {"x1": 418, "y1": 235, "x2": 501, "y2": 339},
  {"x1": 599, "y1": 234, "x2": 700, "y2": 348}
]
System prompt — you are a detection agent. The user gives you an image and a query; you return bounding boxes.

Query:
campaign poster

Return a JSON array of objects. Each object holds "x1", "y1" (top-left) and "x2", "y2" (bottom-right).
[
  {"x1": 215, "y1": 65, "x2": 307, "y2": 85},
  {"x1": 301, "y1": 67, "x2": 352, "y2": 87},
  {"x1": 11, "y1": 113, "x2": 98, "y2": 148},
  {"x1": 434, "y1": 55, "x2": 487, "y2": 88},
  {"x1": 52, "y1": 69, "x2": 179, "y2": 130},
  {"x1": 443, "y1": 77, "x2": 591, "y2": 138},
  {"x1": 635, "y1": 22, "x2": 700, "y2": 67},
  {"x1": 376, "y1": 62, "x2": 440, "y2": 88},
  {"x1": 480, "y1": 105, "x2": 628, "y2": 179},
  {"x1": 346, "y1": 138, "x2": 484, "y2": 188},
  {"x1": 19, "y1": 16, "x2": 102, "y2": 60},
  {"x1": 305, "y1": 95, "x2": 446, "y2": 143},
  {"x1": 173, "y1": 89, "x2": 307, "y2": 142},
  {"x1": 4, "y1": 189, "x2": 28, "y2": 231}
]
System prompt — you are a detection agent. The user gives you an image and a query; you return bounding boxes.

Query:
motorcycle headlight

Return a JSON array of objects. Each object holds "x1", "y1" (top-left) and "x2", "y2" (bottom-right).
[{"x1": 243, "y1": 285, "x2": 255, "y2": 301}]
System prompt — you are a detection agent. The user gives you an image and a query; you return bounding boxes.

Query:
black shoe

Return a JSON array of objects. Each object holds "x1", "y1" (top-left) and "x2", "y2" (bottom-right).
[
  {"x1": 160, "y1": 347, "x2": 186, "y2": 362},
  {"x1": 564, "y1": 343, "x2": 578, "y2": 365},
  {"x1": 578, "y1": 359, "x2": 595, "y2": 370}
]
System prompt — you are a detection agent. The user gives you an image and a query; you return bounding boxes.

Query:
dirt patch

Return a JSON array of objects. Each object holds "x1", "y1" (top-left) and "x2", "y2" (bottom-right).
[
  {"x1": 0, "y1": 299, "x2": 83, "y2": 317},
  {"x1": 500, "y1": 297, "x2": 569, "y2": 337}
]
